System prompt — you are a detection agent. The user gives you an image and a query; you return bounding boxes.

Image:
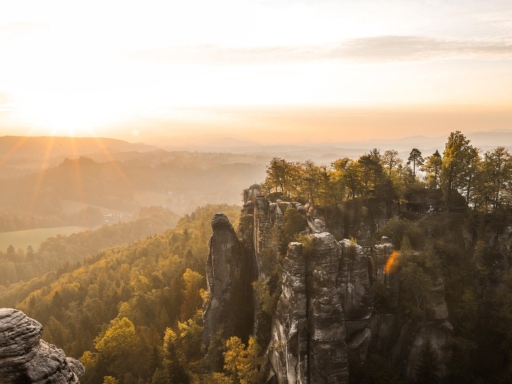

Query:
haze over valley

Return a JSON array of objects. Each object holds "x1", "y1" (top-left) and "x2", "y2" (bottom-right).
[{"x1": 1, "y1": 1, "x2": 512, "y2": 384}]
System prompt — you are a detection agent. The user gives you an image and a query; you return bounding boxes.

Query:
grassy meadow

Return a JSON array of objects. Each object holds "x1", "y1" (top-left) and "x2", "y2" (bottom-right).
[{"x1": 0, "y1": 226, "x2": 88, "y2": 251}]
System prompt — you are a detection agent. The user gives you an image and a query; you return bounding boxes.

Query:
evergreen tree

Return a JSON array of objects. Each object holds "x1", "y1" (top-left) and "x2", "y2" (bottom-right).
[
  {"x1": 382, "y1": 149, "x2": 403, "y2": 176},
  {"x1": 163, "y1": 328, "x2": 190, "y2": 384},
  {"x1": 407, "y1": 148, "x2": 424, "y2": 177},
  {"x1": 421, "y1": 150, "x2": 442, "y2": 189},
  {"x1": 441, "y1": 131, "x2": 472, "y2": 212},
  {"x1": 415, "y1": 339, "x2": 439, "y2": 384}
]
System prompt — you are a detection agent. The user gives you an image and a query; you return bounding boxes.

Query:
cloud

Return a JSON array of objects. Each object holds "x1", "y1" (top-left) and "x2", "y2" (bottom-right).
[
  {"x1": 335, "y1": 36, "x2": 512, "y2": 62},
  {"x1": 0, "y1": 21, "x2": 47, "y2": 37},
  {"x1": 124, "y1": 36, "x2": 512, "y2": 65}
]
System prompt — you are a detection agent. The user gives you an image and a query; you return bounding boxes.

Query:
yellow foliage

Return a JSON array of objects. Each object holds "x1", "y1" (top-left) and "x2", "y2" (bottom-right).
[
  {"x1": 204, "y1": 372, "x2": 235, "y2": 384},
  {"x1": 200, "y1": 288, "x2": 210, "y2": 303},
  {"x1": 180, "y1": 269, "x2": 204, "y2": 321},
  {"x1": 79, "y1": 351, "x2": 97, "y2": 371},
  {"x1": 103, "y1": 376, "x2": 119, "y2": 384},
  {"x1": 183, "y1": 268, "x2": 203, "y2": 290},
  {"x1": 164, "y1": 327, "x2": 178, "y2": 346},
  {"x1": 223, "y1": 337, "x2": 262, "y2": 384},
  {"x1": 94, "y1": 317, "x2": 138, "y2": 359},
  {"x1": 117, "y1": 302, "x2": 131, "y2": 319}
]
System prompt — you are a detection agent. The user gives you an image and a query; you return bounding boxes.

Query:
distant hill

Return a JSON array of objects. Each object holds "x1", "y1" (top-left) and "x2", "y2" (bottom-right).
[
  {"x1": 158, "y1": 130, "x2": 512, "y2": 164},
  {"x1": 0, "y1": 151, "x2": 267, "y2": 215},
  {"x1": 0, "y1": 136, "x2": 157, "y2": 163}
]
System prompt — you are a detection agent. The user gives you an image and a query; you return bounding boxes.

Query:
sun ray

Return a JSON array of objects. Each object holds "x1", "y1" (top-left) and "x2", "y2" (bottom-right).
[
  {"x1": 0, "y1": 136, "x2": 30, "y2": 168},
  {"x1": 69, "y1": 137, "x2": 87, "y2": 211},
  {"x1": 28, "y1": 136, "x2": 56, "y2": 213},
  {"x1": 91, "y1": 136, "x2": 134, "y2": 192}
]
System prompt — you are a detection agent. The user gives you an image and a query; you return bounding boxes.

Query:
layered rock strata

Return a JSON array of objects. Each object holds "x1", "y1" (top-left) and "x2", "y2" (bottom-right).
[{"x1": 0, "y1": 308, "x2": 84, "y2": 384}]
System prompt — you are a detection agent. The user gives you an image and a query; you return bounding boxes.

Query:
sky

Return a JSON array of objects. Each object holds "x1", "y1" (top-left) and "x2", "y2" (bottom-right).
[{"x1": 0, "y1": 0, "x2": 511, "y2": 144}]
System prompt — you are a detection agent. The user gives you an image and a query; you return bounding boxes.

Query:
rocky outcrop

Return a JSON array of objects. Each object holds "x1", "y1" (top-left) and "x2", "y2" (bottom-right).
[
  {"x1": 0, "y1": 308, "x2": 84, "y2": 384},
  {"x1": 308, "y1": 269, "x2": 348, "y2": 383},
  {"x1": 368, "y1": 241, "x2": 453, "y2": 381},
  {"x1": 268, "y1": 233, "x2": 349, "y2": 384},
  {"x1": 203, "y1": 213, "x2": 255, "y2": 369},
  {"x1": 205, "y1": 189, "x2": 455, "y2": 383},
  {"x1": 338, "y1": 240, "x2": 373, "y2": 365},
  {"x1": 268, "y1": 243, "x2": 308, "y2": 383}
]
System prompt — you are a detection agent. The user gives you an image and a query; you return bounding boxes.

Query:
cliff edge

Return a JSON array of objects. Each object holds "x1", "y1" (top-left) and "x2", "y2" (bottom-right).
[{"x1": 0, "y1": 308, "x2": 84, "y2": 384}]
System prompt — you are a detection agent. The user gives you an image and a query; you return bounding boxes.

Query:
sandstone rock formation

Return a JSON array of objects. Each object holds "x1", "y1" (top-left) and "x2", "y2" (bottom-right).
[
  {"x1": 268, "y1": 242, "x2": 308, "y2": 383},
  {"x1": 203, "y1": 213, "x2": 255, "y2": 369},
  {"x1": 0, "y1": 308, "x2": 84, "y2": 384},
  {"x1": 268, "y1": 233, "x2": 349, "y2": 384},
  {"x1": 368, "y1": 240, "x2": 453, "y2": 380},
  {"x1": 338, "y1": 239, "x2": 373, "y2": 365},
  {"x1": 205, "y1": 189, "x2": 454, "y2": 383}
]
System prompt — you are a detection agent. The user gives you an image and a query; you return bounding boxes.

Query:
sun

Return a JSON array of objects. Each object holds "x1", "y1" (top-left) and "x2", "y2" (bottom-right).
[{"x1": 12, "y1": 90, "x2": 117, "y2": 137}]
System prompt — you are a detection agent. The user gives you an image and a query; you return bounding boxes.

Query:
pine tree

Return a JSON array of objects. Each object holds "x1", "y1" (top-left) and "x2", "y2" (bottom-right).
[
  {"x1": 415, "y1": 339, "x2": 439, "y2": 384},
  {"x1": 408, "y1": 148, "x2": 424, "y2": 177},
  {"x1": 163, "y1": 328, "x2": 190, "y2": 384}
]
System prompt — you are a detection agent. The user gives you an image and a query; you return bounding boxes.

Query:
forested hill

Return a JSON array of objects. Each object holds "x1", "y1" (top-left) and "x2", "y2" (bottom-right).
[
  {"x1": 3, "y1": 130, "x2": 512, "y2": 384},
  {"x1": 1, "y1": 204, "x2": 240, "y2": 384},
  {"x1": 0, "y1": 136, "x2": 156, "y2": 161},
  {"x1": 0, "y1": 153, "x2": 266, "y2": 215},
  {"x1": 260, "y1": 130, "x2": 511, "y2": 215},
  {"x1": 0, "y1": 207, "x2": 180, "y2": 291}
]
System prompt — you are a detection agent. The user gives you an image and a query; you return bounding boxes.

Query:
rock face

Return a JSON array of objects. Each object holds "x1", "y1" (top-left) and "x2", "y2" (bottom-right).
[
  {"x1": 204, "y1": 189, "x2": 454, "y2": 383},
  {"x1": 368, "y1": 241, "x2": 453, "y2": 381},
  {"x1": 308, "y1": 269, "x2": 348, "y2": 384},
  {"x1": 203, "y1": 213, "x2": 255, "y2": 369},
  {"x1": 0, "y1": 308, "x2": 84, "y2": 384},
  {"x1": 268, "y1": 243, "x2": 308, "y2": 383},
  {"x1": 268, "y1": 234, "x2": 349, "y2": 384},
  {"x1": 338, "y1": 240, "x2": 373, "y2": 365}
]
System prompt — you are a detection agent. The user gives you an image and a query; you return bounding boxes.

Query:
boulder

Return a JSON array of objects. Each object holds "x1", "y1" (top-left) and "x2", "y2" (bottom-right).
[{"x1": 0, "y1": 308, "x2": 84, "y2": 384}]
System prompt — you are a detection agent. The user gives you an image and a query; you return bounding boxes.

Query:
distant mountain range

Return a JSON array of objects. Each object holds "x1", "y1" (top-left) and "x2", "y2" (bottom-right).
[
  {"x1": 0, "y1": 136, "x2": 157, "y2": 164},
  {"x1": 0, "y1": 130, "x2": 509, "y2": 167},
  {"x1": 157, "y1": 130, "x2": 512, "y2": 163}
]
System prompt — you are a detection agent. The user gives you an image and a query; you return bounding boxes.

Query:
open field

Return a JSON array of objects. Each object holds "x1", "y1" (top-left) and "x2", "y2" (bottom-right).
[
  {"x1": 0, "y1": 226, "x2": 88, "y2": 251},
  {"x1": 60, "y1": 200, "x2": 131, "y2": 216}
]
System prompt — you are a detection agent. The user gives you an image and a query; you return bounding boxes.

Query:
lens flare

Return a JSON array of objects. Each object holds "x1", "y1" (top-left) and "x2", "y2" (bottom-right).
[{"x1": 384, "y1": 250, "x2": 400, "y2": 274}]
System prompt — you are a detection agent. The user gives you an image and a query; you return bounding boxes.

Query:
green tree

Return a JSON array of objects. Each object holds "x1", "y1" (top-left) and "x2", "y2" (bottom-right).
[
  {"x1": 223, "y1": 336, "x2": 262, "y2": 384},
  {"x1": 163, "y1": 328, "x2": 190, "y2": 384},
  {"x1": 415, "y1": 339, "x2": 439, "y2": 384},
  {"x1": 281, "y1": 208, "x2": 307, "y2": 247},
  {"x1": 151, "y1": 368, "x2": 167, "y2": 384},
  {"x1": 180, "y1": 268, "x2": 203, "y2": 321},
  {"x1": 302, "y1": 160, "x2": 321, "y2": 205},
  {"x1": 331, "y1": 157, "x2": 351, "y2": 200},
  {"x1": 265, "y1": 157, "x2": 288, "y2": 194},
  {"x1": 342, "y1": 160, "x2": 363, "y2": 199},
  {"x1": 441, "y1": 131, "x2": 471, "y2": 212},
  {"x1": 422, "y1": 150, "x2": 442, "y2": 189},
  {"x1": 459, "y1": 145, "x2": 481, "y2": 206},
  {"x1": 382, "y1": 149, "x2": 403, "y2": 176},
  {"x1": 408, "y1": 148, "x2": 424, "y2": 177},
  {"x1": 358, "y1": 154, "x2": 384, "y2": 198},
  {"x1": 479, "y1": 147, "x2": 511, "y2": 211}
]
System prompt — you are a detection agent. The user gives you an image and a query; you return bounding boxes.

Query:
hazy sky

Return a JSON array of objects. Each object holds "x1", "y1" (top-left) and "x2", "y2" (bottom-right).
[{"x1": 1, "y1": 0, "x2": 511, "y2": 143}]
